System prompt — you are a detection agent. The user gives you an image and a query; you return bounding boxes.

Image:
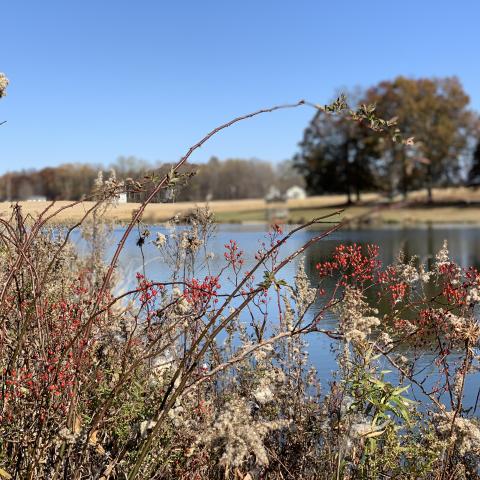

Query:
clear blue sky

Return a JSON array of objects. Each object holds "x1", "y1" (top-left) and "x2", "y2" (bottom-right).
[{"x1": 1, "y1": 0, "x2": 479, "y2": 174}]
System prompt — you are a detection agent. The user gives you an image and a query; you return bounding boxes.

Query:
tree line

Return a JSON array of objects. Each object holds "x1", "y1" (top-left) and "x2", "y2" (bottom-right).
[
  {"x1": 294, "y1": 76, "x2": 480, "y2": 203},
  {"x1": 0, "y1": 156, "x2": 303, "y2": 202}
]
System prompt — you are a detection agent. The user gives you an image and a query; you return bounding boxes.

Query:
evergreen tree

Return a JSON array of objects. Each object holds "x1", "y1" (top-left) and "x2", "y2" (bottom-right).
[
  {"x1": 294, "y1": 101, "x2": 379, "y2": 203},
  {"x1": 468, "y1": 140, "x2": 480, "y2": 185}
]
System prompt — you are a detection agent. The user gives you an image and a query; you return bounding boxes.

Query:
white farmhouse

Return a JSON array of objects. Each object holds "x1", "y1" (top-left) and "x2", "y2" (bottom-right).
[{"x1": 285, "y1": 185, "x2": 306, "y2": 200}]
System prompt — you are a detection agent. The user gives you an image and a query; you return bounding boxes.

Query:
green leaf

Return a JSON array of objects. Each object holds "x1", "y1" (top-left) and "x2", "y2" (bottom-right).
[{"x1": 392, "y1": 385, "x2": 411, "y2": 395}]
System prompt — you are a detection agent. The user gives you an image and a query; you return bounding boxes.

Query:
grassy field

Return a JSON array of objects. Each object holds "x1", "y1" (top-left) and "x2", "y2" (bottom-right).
[{"x1": 2, "y1": 187, "x2": 480, "y2": 225}]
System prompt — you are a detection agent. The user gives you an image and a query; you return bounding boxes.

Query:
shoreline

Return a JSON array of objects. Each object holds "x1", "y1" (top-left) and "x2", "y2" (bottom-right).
[{"x1": 2, "y1": 188, "x2": 480, "y2": 226}]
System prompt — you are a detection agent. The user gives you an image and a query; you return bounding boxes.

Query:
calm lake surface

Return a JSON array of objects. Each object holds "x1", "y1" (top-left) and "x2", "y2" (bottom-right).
[{"x1": 89, "y1": 224, "x2": 480, "y2": 412}]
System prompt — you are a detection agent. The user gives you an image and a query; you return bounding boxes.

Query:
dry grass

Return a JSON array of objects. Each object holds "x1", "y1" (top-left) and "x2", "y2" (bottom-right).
[
  {"x1": 0, "y1": 194, "x2": 377, "y2": 224},
  {"x1": 2, "y1": 188, "x2": 480, "y2": 225}
]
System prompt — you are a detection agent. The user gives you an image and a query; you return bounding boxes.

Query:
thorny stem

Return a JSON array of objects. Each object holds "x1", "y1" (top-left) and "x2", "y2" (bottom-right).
[
  {"x1": 127, "y1": 215, "x2": 343, "y2": 478},
  {"x1": 93, "y1": 100, "x2": 307, "y2": 320}
]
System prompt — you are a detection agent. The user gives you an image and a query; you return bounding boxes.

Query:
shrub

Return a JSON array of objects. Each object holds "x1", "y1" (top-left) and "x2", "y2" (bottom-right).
[{"x1": 1, "y1": 100, "x2": 479, "y2": 479}]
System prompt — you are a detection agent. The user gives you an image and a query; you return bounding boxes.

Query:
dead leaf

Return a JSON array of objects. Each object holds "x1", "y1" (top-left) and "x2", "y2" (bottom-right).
[
  {"x1": 73, "y1": 414, "x2": 82, "y2": 434},
  {"x1": 0, "y1": 468, "x2": 12, "y2": 479},
  {"x1": 88, "y1": 430, "x2": 98, "y2": 445}
]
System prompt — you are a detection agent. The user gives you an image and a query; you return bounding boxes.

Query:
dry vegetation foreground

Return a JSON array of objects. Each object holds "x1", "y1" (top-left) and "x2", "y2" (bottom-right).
[{"x1": 2, "y1": 187, "x2": 480, "y2": 225}]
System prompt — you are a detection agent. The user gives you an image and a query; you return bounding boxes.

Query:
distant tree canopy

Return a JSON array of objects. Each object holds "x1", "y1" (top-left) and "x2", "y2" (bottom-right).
[
  {"x1": 3, "y1": 74, "x2": 479, "y2": 204},
  {"x1": 295, "y1": 76, "x2": 478, "y2": 202},
  {"x1": 0, "y1": 157, "x2": 303, "y2": 202}
]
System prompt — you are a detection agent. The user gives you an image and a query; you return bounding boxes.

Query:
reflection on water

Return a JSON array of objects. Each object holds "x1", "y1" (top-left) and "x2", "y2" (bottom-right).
[
  {"x1": 82, "y1": 223, "x2": 480, "y2": 411},
  {"x1": 304, "y1": 224, "x2": 480, "y2": 280}
]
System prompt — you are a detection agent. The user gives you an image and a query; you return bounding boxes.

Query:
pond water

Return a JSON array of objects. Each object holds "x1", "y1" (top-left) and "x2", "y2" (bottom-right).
[{"x1": 87, "y1": 223, "x2": 480, "y2": 412}]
